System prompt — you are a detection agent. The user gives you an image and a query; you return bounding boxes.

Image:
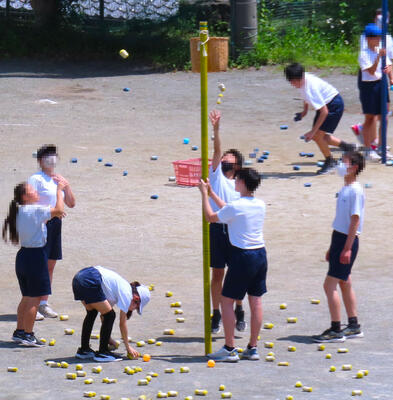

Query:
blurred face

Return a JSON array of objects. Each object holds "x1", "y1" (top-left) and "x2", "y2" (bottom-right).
[
  {"x1": 289, "y1": 78, "x2": 304, "y2": 89},
  {"x1": 235, "y1": 176, "x2": 246, "y2": 193},
  {"x1": 129, "y1": 293, "x2": 141, "y2": 312},
  {"x1": 222, "y1": 152, "x2": 237, "y2": 165},
  {"x1": 39, "y1": 154, "x2": 57, "y2": 170},
  {"x1": 22, "y1": 184, "x2": 39, "y2": 204},
  {"x1": 367, "y1": 36, "x2": 380, "y2": 49},
  {"x1": 342, "y1": 156, "x2": 357, "y2": 176}
]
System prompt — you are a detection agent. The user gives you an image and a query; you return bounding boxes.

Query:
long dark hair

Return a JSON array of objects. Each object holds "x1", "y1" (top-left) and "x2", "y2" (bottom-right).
[
  {"x1": 127, "y1": 281, "x2": 141, "y2": 319},
  {"x1": 2, "y1": 182, "x2": 27, "y2": 245}
]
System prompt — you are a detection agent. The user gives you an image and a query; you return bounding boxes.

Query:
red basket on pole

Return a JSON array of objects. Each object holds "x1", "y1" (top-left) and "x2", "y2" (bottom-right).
[{"x1": 172, "y1": 158, "x2": 212, "y2": 186}]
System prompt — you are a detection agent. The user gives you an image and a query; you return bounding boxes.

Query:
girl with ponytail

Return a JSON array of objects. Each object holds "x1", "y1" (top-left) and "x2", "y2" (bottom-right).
[{"x1": 2, "y1": 181, "x2": 65, "y2": 347}]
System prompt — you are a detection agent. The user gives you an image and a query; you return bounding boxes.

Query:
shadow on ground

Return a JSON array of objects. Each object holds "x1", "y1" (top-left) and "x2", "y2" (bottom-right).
[
  {"x1": 0, "y1": 314, "x2": 17, "y2": 322},
  {"x1": 276, "y1": 335, "x2": 314, "y2": 344}
]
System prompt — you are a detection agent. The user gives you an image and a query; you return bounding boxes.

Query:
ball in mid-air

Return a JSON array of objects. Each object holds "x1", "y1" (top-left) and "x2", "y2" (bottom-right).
[{"x1": 119, "y1": 49, "x2": 129, "y2": 59}]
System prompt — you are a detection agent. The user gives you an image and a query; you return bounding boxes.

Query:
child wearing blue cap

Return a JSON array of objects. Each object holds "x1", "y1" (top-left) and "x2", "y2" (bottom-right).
[{"x1": 358, "y1": 23, "x2": 392, "y2": 161}]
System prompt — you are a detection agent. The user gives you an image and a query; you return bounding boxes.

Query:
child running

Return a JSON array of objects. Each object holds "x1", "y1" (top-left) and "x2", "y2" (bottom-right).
[
  {"x1": 29, "y1": 144, "x2": 76, "y2": 319},
  {"x1": 208, "y1": 110, "x2": 246, "y2": 334},
  {"x1": 2, "y1": 181, "x2": 65, "y2": 346},
  {"x1": 285, "y1": 63, "x2": 355, "y2": 174},
  {"x1": 199, "y1": 168, "x2": 267, "y2": 362},
  {"x1": 313, "y1": 151, "x2": 365, "y2": 343},
  {"x1": 72, "y1": 266, "x2": 150, "y2": 362}
]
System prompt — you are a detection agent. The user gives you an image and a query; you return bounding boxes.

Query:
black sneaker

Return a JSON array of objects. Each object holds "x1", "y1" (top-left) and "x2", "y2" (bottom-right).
[
  {"x1": 12, "y1": 330, "x2": 25, "y2": 343},
  {"x1": 235, "y1": 310, "x2": 247, "y2": 332},
  {"x1": 93, "y1": 351, "x2": 123, "y2": 362},
  {"x1": 312, "y1": 328, "x2": 346, "y2": 343},
  {"x1": 75, "y1": 347, "x2": 95, "y2": 359},
  {"x1": 20, "y1": 332, "x2": 45, "y2": 347},
  {"x1": 211, "y1": 313, "x2": 221, "y2": 334},
  {"x1": 341, "y1": 324, "x2": 364, "y2": 339},
  {"x1": 317, "y1": 158, "x2": 336, "y2": 175}
]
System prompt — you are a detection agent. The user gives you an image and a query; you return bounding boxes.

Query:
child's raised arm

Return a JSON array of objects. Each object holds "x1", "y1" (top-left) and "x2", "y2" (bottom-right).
[{"x1": 209, "y1": 109, "x2": 222, "y2": 171}]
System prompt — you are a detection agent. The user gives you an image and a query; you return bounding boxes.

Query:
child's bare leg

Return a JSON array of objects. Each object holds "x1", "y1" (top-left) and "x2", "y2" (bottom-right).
[
  {"x1": 339, "y1": 275, "x2": 357, "y2": 319},
  {"x1": 23, "y1": 296, "x2": 40, "y2": 333},
  {"x1": 323, "y1": 276, "x2": 341, "y2": 322},
  {"x1": 248, "y1": 295, "x2": 263, "y2": 347},
  {"x1": 16, "y1": 297, "x2": 27, "y2": 330},
  {"x1": 221, "y1": 296, "x2": 236, "y2": 348},
  {"x1": 211, "y1": 268, "x2": 225, "y2": 311},
  {"x1": 312, "y1": 130, "x2": 332, "y2": 158},
  {"x1": 363, "y1": 114, "x2": 378, "y2": 147}
]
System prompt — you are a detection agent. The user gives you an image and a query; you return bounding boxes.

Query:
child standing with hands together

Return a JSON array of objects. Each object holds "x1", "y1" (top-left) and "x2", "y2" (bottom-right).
[{"x1": 2, "y1": 181, "x2": 65, "y2": 346}]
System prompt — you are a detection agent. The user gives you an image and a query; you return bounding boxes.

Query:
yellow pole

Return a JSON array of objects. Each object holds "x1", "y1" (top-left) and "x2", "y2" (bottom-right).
[{"x1": 200, "y1": 20, "x2": 212, "y2": 355}]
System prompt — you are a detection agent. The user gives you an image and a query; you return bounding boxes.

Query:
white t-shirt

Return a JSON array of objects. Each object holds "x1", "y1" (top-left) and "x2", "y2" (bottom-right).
[
  {"x1": 300, "y1": 72, "x2": 338, "y2": 110},
  {"x1": 332, "y1": 182, "x2": 365, "y2": 235},
  {"x1": 360, "y1": 34, "x2": 393, "y2": 59},
  {"x1": 95, "y1": 266, "x2": 132, "y2": 313},
  {"x1": 16, "y1": 205, "x2": 51, "y2": 247},
  {"x1": 28, "y1": 171, "x2": 58, "y2": 208},
  {"x1": 217, "y1": 197, "x2": 265, "y2": 249},
  {"x1": 359, "y1": 47, "x2": 392, "y2": 81},
  {"x1": 208, "y1": 163, "x2": 240, "y2": 213}
]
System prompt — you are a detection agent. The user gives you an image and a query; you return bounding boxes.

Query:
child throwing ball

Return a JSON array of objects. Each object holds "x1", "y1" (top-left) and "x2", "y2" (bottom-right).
[{"x1": 2, "y1": 181, "x2": 65, "y2": 346}]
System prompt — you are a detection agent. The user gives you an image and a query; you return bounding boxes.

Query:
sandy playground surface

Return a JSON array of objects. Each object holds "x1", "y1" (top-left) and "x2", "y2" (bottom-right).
[{"x1": 0, "y1": 61, "x2": 392, "y2": 399}]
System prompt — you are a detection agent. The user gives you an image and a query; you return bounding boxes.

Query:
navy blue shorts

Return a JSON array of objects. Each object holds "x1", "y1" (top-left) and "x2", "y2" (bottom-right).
[
  {"x1": 72, "y1": 267, "x2": 106, "y2": 304},
  {"x1": 328, "y1": 230, "x2": 359, "y2": 281},
  {"x1": 45, "y1": 217, "x2": 62, "y2": 260},
  {"x1": 313, "y1": 94, "x2": 344, "y2": 134},
  {"x1": 359, "y1": 79, "x2": 390, "y2": 115},
  {"x1": 222, "y1": 246, "x2": 268, "y2": 300},
  {"x1": 210, "y1": 223, "x2": 231, "y2": 269},
  {"x1": 16, "y1": 247, "x2": 51, "y2": 297}
]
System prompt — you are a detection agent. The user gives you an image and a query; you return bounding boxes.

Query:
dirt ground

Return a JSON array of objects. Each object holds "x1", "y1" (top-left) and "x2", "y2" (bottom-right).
[{"x1": 0, "y1": 61, "x2": 392, "y2": 400}]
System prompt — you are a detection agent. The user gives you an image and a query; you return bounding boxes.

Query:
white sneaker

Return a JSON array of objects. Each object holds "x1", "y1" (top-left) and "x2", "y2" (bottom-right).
[
  {"x1": 207, "y1": 346, "x2": 239, "y2": 362},
  {"x1": 377, "y1": 149, "x2": 393, "y2": 160},
  {"x1": 38, "y1": 304, "x2": 58, "y2": 318},
  {"x1": 35, "y1": 311, "x2": 44, "y2": 321},
  {"x1": 366, "y1": 150, "x2": 381, "y2": 162}
]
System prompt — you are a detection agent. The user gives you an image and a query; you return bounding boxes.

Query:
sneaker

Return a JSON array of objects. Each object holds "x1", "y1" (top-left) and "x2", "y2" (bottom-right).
[
  {"x1": 207, "y1": 346, "x2": 240, "y2": 362},
  {"x1": 12, "y1": 330, "x2": 25, "y2": 343},
  {"x1": 235, "y1": 310, "x2": 247, "y2": 332},
  {"x1": 341, "y1": 324, "x2": 364, "y2": 339},
  {"x1": 351, "y1": 124, "x2": 364, "y2": 144},
  {"x1": 38, "y1": 304, "x2": 58, "y2": 318},
  {"x1": 366, "y1": 150, "x2": 381, "y2": 162},
  {"x1": 20, "y1": 332, "x2": 45, "y2": 347},
  {"x1": 312, "y1": 328, "x2": 346, "y2": 343},
  {"x1": 75, "y1": 347, "x2": 95, "y2": 359},
  {"x1": 377, "y1": 149, "x2": 393, "y2": 160},
  {"x1": 241, "y1": 346, "x2": 260, "y2": 360},
  {"x1": 317, "y1": 158, "x2": 336, "y2": 175},
  {"x1": 93, "y1": 351, "x2": 123, "y2": 362},
  {"x1": 211, "y1": 313, "x2": 221, "y2": 334},
  {"x1": 35, "y1": 311, "x2": 44, "y2": 321}
]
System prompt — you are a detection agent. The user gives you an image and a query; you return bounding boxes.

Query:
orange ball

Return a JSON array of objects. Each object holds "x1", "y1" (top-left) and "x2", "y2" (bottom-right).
[
  {"x1": 143, "y1": 354, "x2": 151, "y2": 362},
  {"x1": 207, "y1": 359, "x2": 215, "y2": 368}
]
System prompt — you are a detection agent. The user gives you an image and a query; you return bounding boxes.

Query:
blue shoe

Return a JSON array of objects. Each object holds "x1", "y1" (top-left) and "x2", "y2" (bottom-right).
[
  {"x1": 207, "y1": 346, "x2": 239, "y2": 362},
  {"x1": 241, "y1": 346, "x2": 260, "y2": 360}
]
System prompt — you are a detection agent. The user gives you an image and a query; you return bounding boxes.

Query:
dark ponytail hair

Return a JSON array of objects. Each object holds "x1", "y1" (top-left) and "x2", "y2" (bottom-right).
[
  {"x1": 127, "y1": 281, "x2": 141, "y2": 319},
  {"x1": 2, "y1": 182, "x2": 27, "y2": 245}
]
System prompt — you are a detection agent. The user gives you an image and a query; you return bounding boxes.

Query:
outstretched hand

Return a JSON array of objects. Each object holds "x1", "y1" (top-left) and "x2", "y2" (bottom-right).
[{"x1": 209, "y1": 109, "x2": 221, "y2": 130}]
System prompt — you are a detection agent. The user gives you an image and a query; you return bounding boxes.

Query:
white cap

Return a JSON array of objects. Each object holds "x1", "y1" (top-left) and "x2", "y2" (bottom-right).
[{"x1": 136, "y1": 285, "x2": 150, "y2": 315}]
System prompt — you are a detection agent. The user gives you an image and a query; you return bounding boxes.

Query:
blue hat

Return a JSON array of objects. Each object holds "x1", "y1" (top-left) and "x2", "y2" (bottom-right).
[{"x1": 364, "y1": 23, "x2": 382, "y2": 37}]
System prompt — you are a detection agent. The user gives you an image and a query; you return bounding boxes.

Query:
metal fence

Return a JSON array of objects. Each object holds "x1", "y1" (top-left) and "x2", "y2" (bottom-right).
[{"x1": 0, "y1": 0, "x2": 180, "y2": 20}]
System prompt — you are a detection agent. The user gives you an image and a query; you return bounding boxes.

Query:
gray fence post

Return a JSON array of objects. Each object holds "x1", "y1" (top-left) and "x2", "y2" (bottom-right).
[{"x1": 230, "y1": 0, "x2": 258, "y2": 58}]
